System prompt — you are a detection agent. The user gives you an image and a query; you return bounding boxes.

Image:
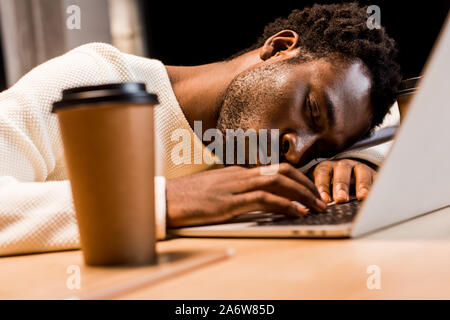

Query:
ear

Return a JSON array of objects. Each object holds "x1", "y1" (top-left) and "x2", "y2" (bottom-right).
[{"x1": 259, "y1": 30, "x2": 299, "y2": 61}]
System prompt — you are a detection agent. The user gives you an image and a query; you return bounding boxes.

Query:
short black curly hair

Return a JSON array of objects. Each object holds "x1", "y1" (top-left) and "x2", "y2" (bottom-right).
[{"x1": 232, "y1": 2, "x2": 402, "y2": 131}]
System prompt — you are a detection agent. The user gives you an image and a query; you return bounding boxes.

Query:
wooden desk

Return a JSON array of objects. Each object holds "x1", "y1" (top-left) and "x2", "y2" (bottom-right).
[{"x1": 1, "y1": 206, "x2": 450, "y2": 300}]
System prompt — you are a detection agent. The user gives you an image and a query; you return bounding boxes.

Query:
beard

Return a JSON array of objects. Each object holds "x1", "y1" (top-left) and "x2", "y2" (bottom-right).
[
  {"x1": 217, "y1": 63, "x2": 277, "y2": 134},
  {"x1": 216, "y1": 62, "x2": 290, "y2": 167}
]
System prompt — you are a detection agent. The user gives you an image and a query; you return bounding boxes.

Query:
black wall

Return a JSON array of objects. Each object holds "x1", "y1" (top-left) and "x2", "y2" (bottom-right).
[{"x1": 140, "y1": 0, "x2": 449, "y2": 79}]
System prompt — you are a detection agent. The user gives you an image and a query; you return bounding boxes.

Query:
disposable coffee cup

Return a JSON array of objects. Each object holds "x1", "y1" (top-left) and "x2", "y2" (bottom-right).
[{"x1": 52, "y1": 83, "x2": 159, "y2": 266}]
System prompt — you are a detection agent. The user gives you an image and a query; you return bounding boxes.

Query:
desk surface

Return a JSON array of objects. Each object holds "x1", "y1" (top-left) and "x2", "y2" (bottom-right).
[{"x1": 1, "y1": 206, "x2": 450, "y2": 300}]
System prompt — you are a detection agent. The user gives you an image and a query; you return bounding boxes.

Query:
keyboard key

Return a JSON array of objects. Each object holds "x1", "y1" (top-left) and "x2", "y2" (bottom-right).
[{"x1": 257, "y1": 200, "x2": 361, "y2": 226}]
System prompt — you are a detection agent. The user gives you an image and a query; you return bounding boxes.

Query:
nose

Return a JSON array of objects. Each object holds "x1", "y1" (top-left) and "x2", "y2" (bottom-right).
[{"x1": 281, "y1": 132, "x2": 317, "y2": 166}]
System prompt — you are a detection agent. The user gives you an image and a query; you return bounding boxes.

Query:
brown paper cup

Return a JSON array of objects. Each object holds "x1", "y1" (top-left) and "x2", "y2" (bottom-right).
[{"x1": 53, "y1": 83, "x2": 158, "y2": 266}]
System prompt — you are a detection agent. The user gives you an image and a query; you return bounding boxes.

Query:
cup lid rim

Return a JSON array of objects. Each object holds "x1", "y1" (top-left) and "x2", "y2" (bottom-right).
[{"x1": 52, "y1": 82, "x2": 158, "y2": 113}]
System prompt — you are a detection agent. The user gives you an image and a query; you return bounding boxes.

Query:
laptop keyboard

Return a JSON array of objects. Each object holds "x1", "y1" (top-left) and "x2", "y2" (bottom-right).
[{"x1": 256, "y1": 199, "x2": 361, "y2": 226}]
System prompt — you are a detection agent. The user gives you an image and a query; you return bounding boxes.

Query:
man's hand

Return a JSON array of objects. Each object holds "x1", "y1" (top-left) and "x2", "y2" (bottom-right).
[
  {"x1": 311, "y1": 159, "x2": 377, "y2": 204},
  {"x1": 166, "y1": 163, "x2": 327, "y2": 227}
]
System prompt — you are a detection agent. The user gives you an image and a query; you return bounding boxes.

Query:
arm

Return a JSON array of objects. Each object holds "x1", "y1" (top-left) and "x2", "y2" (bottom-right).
[{"x1": 0, "y1": 43, "x2": 166, "y2": 256}]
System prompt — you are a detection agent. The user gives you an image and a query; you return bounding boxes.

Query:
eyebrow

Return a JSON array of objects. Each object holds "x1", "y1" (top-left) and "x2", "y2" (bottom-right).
[{"x1": 324, "y1": 92, "x2": 336, "y2": 127}]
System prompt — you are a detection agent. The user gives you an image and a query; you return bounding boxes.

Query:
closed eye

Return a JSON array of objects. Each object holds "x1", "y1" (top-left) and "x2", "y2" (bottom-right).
[
  {"x1": 306, "y1": 96, "x2": 320, "y2": 161},
  {"x1": 307, "y1": 96, "x2": 321, "y2": 128}
]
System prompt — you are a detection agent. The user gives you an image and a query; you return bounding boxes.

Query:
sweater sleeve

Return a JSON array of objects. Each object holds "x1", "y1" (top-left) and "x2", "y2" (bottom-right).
[{"x1": 0, "y1": 43, "x2": 166, "y2": 257}]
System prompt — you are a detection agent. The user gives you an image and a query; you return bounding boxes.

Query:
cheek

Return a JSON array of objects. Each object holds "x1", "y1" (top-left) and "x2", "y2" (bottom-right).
[
  {"x1": 239, "y1": 98, "x2": 295, "y2": 131},
  {"x1": 262, "y1": 92, "x2": 306, "y2": 131},
  {"x1": 348, "y1": 104, "x2": 373, "y2": 138},
  {"x1": 259, "y1": 104, "x2": 289, "y2": 128},
  {"x1": 331, "y1": 118, "x2": 372, "y2": 153},
  {"x1": 249, "y1": 78, "x2": 304, "y2": 130}
]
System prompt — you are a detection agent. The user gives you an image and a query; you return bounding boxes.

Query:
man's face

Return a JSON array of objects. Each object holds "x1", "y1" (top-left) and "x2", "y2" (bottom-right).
[{"x1": 217, "y1": 56, "x2": 373, "y2": 167}]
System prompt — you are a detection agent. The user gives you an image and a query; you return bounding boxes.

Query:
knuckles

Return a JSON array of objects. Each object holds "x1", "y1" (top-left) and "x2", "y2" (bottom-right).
[
  {"x1": 335, "y1": 159, "x2": 354, "y2": 170},
  {"x1": 313, "y1": 161, "x2": 333, "y2": 175},
  {"x1": 252, "y1": 191, "x2": 270, "y2": 203},
  {"x1": 277, "y1": 162, "x2": 294, "y2": 174},
  {"x1": 264, "y1": 174, "x2": 282, "y2": 187},
  {"x1": 316, "y1": 160, "x2": 334, "y2": 167},
  {"x1": 354, "y1": 163, "x2": 373, "y2": 173},
  {"x1": 314, "y1": 166, "x2": 331, "y2": 176}
]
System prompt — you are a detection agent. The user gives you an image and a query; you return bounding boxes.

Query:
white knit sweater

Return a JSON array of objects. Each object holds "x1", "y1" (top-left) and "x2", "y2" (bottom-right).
[{"x1": 0, "y1": 43, "x2": 398, "y2": 256}]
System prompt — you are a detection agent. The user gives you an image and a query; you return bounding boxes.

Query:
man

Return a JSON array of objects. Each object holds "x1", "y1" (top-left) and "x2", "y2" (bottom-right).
[{"x1": 0, "y1": 3, "x2": 401, "y2": 256}]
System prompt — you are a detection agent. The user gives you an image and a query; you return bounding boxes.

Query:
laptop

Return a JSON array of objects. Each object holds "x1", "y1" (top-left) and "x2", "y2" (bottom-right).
[{"x1": 169, "y1": 16, "x2": 450, "y2": 239}]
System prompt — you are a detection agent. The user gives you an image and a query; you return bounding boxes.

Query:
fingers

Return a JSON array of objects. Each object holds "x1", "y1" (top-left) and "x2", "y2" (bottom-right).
[
  {"x1": 332, "y1": 160, "x2": 353, "y2": 203},
  {"x1": 276, "y1": 163, "x2": 322, "y2": 199},
  {"x1": 238, "y1": 163, "x2": 325, "y2": 212},
  {"x1": 354, "y1": 164, "x2": 374, "y2": 200},
  {"x1": 228, "y1": 160, "x2": 376, "y2": 219},
  {"x1": 249, "y1": 163, "x2": 321, "y2": 198},
  {"x1": 233, "y1": 191, "x2": 308, "y2": 218},
  {"x1": 313, "y1": 161, "x2": 333, "y2": 203},
  {"x1": 238, "y1": 174, "x2": 326, "y2": 212}
]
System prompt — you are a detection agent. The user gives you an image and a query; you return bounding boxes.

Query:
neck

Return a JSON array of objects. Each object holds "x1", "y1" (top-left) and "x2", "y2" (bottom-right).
[{"x1": 165, "y1": 50, "x2": 261, "y2": 136}]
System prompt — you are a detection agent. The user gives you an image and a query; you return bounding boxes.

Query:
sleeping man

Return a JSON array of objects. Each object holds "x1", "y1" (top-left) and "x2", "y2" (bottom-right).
[{"x1": 0, "y1": 3, "x2": 401, "y2": 255}]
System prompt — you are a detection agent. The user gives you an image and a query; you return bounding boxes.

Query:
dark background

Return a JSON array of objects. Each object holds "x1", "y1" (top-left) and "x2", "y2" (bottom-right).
[
  {"x1": 0, "y1": 1, "x2": 448, "y2": 91},
  {"x1": 139, "y1": 0, "x2": 449, "y2": 79}
]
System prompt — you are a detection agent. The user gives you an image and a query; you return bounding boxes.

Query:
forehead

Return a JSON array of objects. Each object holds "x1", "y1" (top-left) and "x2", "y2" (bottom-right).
[{"x1": 291, "y1": 58, "x2": 373, "y2": 148}]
